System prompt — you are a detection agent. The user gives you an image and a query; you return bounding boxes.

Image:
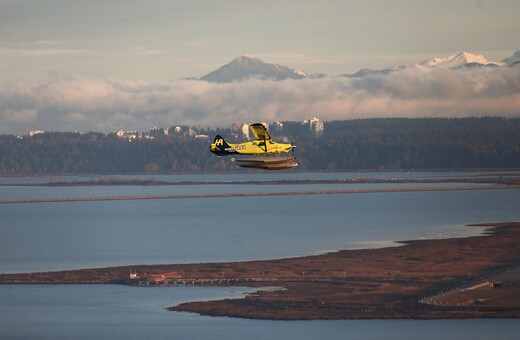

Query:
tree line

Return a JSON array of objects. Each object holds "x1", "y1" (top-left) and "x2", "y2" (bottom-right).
[{"x1": 0, "y1": 117, "x2": 519, "y2": 174}]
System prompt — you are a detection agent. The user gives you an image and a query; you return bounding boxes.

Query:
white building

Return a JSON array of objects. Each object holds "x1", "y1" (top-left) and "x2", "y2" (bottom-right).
[
  {"x1": 272, "y1": 121, "x2": 284, "y2": 132},
  {"x1": 241, "y1": 123, "x2": 250, "y2": 139},
  {"x1": 305, "y1": 117, "x2": 324, "y2": 137},
  {"x1": 29, "y1": 130, "x2": 45, "y2": 137},
  {"x1": 150, "y1": 127, "x2": 168, "y2": 136},
  {"x1": 116, "y1": 129, "x2": 139, "y2": 141}
]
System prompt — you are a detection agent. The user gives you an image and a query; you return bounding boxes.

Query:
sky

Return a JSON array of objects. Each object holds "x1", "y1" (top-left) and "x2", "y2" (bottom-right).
[{"x1": 0, "y1": 0, "x2": 519, "y2": 134}]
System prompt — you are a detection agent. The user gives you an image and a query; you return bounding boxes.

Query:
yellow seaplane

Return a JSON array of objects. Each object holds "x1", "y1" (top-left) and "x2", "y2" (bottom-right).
[{"x1": 210, "y1": 123, "x2": 298, "y2": 170}]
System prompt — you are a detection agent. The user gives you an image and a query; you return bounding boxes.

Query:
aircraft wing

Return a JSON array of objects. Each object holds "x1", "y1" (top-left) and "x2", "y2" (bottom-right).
[{"x1": 249, "y1": 123, "x2": 271, "y2": 141}]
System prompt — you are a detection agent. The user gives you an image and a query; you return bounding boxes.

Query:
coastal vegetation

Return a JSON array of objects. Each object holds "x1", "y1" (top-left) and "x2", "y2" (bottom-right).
[{"x1": 1, "y1": 117, "x2": 519, "y2": 174}]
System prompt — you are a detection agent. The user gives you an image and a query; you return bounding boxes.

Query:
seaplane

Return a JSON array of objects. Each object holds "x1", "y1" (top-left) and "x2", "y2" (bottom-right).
[{"x1": 209, "y1": 123, "x2": 299, "y2": 170}]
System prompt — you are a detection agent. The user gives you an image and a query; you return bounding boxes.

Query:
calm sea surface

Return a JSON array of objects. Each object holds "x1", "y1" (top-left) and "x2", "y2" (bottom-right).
[
  {"x1": 1, "y1": 285, "x2": 519, "y2": 340},
  {"x1": 1, "y1": 171, "x2": 519, "y2": 339}
]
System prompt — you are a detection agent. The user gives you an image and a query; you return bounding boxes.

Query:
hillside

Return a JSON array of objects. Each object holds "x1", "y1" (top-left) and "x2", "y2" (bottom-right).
[{"x1": 0, "y1": 117, "x2": 519, "y2": 174}]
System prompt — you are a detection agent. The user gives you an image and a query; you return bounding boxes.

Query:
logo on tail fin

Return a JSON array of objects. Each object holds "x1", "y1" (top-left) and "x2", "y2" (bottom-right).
[{"x1": 210, "y1": 135, "x2": 237, "y2": 155}]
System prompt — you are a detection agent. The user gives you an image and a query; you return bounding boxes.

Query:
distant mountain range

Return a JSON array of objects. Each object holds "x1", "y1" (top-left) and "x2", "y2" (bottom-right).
[{"x1": 200, "y1": 51, "x2": 520, "y2": 83}]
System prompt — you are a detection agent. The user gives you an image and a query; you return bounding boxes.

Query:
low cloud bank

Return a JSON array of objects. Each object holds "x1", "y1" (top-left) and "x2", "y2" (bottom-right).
[{"x1": 1, "y1": 65, "x2": 519, "y2": 134}]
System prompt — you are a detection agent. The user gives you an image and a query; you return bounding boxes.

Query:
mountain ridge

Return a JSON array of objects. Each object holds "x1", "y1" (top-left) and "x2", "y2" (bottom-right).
[{"x1": 200, "y1": 51, "x2": 519, "y2": 82}]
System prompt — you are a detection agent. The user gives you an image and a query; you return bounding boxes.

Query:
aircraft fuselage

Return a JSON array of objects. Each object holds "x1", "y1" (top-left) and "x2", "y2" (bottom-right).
[{"x1": 210, "y1": 137, "x2": 293, "y2": 156}]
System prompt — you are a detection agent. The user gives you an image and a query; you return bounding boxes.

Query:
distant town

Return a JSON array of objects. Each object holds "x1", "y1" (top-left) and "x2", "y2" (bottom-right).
[{"x1": 25, "y1": 117, "x2": 325, "y2": 142}]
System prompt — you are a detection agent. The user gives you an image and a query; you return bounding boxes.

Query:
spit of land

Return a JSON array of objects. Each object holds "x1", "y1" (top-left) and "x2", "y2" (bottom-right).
[{"x1": 1, "y1": 222, "x2": 519, "y2": 320}]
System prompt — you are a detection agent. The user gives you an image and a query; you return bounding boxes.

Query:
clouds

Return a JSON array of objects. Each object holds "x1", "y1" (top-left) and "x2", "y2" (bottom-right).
[{"x1": 1, "y1": 65, "x2": 519, "y2": 134}]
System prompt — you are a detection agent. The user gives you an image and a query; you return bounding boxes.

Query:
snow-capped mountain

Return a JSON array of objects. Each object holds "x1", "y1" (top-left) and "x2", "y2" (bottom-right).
[
  {"x1": 200, "y1": 51, "x2": 517, "y2": 82},
  {"x1": 293, "y1": 69, "x2": 325, "y2": 79},
  {"x1": 343, "y1": 51, "x2": 510, "y2": 78},
  {"x1": 343, "y1": 67, "x2": 397, "y2": 78},
  {"x1": 502, "y1": 50, "x2": 520, "y2": 66},
  {"x1": 419, "y1": 52, "x2": 503, "y2": 68},
  {"x1": 200, "y1": 56, "x2": 322, "y2": 83}
]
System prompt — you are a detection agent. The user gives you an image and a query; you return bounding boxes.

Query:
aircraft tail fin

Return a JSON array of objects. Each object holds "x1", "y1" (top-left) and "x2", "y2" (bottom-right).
[{"x1": 210, "y1": 135, "x2": 235, "y2": 155}]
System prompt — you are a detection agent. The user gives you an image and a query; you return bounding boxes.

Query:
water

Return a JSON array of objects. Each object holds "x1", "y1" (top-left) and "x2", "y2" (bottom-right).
[
  {"x1": 0, "y1": 182, "x2": 493, "y2": 201},
  {"x1": 2, "y1": 189, "x2": 518, "y2": 273},
  {"x1": 1, "y1": 169, "x2": 508, "y2": 201},
  {"x1": 1, "y1": 169, "x2": 517, "y2": 186},
  {"x1": 1, "y1": 172, "x2": 519, "y2": 338},
  {"x1": 1, "y1": 285, "x2": 519, "y2": 339}
]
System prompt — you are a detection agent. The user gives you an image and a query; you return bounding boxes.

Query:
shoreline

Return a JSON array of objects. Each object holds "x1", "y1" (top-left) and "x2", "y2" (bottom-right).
[
  {"x1": 1, "y1": 222, "x2": 519, "y2": 320},
  {"x1": 1, "y1": 175, "x2": 518, "y2": 205},
  {"x1": 0, "y1": 167, "x2": 519, "y2": 179},
  {"x1": 2, "y1": 174, "x2": 520, "y2": 187}
]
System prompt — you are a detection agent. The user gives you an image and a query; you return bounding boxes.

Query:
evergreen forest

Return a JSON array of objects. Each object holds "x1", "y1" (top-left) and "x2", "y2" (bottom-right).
[{"x1": 0, "y1": 117, "x2": 519, "y2": 174}]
